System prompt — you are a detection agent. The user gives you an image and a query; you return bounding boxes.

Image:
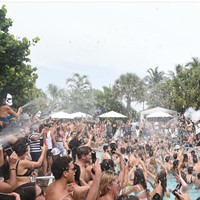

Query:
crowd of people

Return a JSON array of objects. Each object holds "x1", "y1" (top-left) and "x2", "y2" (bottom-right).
[{"x1": 0, "y1": 94, "x2": 200, "y2": 200}]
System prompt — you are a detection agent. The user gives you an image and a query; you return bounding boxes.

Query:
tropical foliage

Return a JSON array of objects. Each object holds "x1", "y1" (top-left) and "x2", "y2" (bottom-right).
[{"x1": 0, "y1": 5, "x2": 41, "y2": 108}]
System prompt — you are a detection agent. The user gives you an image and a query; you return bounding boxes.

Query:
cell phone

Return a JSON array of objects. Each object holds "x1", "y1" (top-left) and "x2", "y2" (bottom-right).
[
  {"x1": 0, "y1": 193, "x2": 16, "y2": 200},
  {"x1": 124, "y1": 158, "x2": 128, "y2": 163},
  {"x1": 110, "y1": 143, "x2": 116, "y2": 154},
  {"x1": 91, "y1": 151, "x2": 96, "y2": 163},
  {"x1": 4, "y1": 148, "x2": 13, "y2": 157},
  {"x1": 91, "y1": 135, "x2": 96, "y2": 142},
  {"x1": 40, "y1": 138, "x2": 44, "y2": 147},
  {"x1": 172, "y1": 189, "x2": 181, "y2": 199}
]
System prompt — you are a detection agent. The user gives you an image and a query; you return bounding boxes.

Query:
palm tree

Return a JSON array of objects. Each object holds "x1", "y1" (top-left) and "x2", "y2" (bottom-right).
[
  {"x1": 66, "y1": 73, "x2": 91, "y2": 91},
  {"x1": 145, "y1": 67, "x2": 165, "y2": 85},
  {"x1": 185, "y1": 57, "x2": 200, "y2": 69},
  {"x1": 113, "y1": 73, "x2": 145, "y2": 117},
  {"x1": 144, "y1": 67, "x2": 166, "y2": 108},
  {"x1": 47, "y1": 83, "x2": 61, "y2": 101},
  {"x1": 65, "y1": 73, "x2": 94, "y2": 113}
]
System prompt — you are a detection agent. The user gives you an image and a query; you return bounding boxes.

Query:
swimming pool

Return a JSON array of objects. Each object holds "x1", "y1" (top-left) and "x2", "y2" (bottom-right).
[
  {"x1": 163, "y1": 172, "x2": 199, "y2": 200},
  {"x1": 96, "y1": 152, "x2": 200, "y2": 199}
]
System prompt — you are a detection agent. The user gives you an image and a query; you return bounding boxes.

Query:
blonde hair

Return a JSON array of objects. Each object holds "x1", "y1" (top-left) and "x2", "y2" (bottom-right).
[{"x1": 99, "y1": 172, "x2": 115, "y2": 197}]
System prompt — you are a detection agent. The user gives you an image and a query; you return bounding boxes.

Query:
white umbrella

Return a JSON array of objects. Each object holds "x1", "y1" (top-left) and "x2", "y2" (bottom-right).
[
  {"x1": 99, "y1": 111, "x2": 127, "y2": 118},
  {"x1": 50, "y1": 111, "x2": 74, "y2": 119},
  {"x1": 146, "y1": 111, "x2": 172, "y2": 118},
  {"x1": 70, "y1": 112, "x2": 92, "y2": 118}
]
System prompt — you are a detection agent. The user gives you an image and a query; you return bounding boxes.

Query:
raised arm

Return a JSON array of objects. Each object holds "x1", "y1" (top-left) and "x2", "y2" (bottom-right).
[{"x1": 0, "y1": 151, "x2": 18, "y2": 192}]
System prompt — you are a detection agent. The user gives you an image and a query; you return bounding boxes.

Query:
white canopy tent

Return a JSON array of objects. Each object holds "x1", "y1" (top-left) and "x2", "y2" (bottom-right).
[
  {"x1": 146, "y1": 111, "x2": 172, "y2": 118},
  {"x1": 140, "y1": 107, "x2": 177, "y2": 122},
  {"x1": 50, "y1": 111, "x2": 74, "y2": 119},
  {"x1": 99, "y1": 111, "x2": 127, "y2": 118},
  {"x1": 70, "y1": 112, "x2": 92, "y2": 118}
]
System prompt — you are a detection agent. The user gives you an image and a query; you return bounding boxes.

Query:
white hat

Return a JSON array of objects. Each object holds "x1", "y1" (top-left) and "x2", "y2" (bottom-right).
[
  {"x1": 174, "y1": 144, "x2": 180, "y2": 150},
  {"x1": 51, "y1": 147, "x2": 60, "y2": 156}
]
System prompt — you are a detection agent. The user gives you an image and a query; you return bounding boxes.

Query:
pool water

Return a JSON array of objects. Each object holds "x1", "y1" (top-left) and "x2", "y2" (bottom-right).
[
  {"x1": 96, "y1": 152, "x2": 200, "y2": 199},
  {"x1": 163, "y1": 173, "x2": 200, "y2": 200}
]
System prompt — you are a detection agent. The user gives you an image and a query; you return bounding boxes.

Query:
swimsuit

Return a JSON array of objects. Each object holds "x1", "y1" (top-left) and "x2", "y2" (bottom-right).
[
  {"x1": 0, "y1": 115, "x2": 14, "y2": 123},
  {"x1": 16, "y1": 160, "x2": 34, "y2": 177},
  {"x1": 134, "y1": 185, "x2": 148, "y2": 200}
]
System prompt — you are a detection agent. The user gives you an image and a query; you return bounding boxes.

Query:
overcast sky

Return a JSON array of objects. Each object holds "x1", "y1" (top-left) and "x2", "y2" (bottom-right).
[{"x1": 1, "y1": 2, "x2": 200, "y2": 92}]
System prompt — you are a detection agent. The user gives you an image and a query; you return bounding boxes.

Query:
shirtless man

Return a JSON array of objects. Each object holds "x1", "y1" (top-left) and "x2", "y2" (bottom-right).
[
  {"x1": 76, "y1": 146, "x2": 92, "y2": 183},
  {"x1": 45, "y1": 156, "x2": 75, "y2": 200}
]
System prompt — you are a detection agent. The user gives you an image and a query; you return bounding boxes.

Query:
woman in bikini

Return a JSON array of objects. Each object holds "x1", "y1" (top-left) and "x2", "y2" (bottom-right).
[
  {"x1": 123, "y1": 168, "x2": 148, "y2": 200},
  {"x1": 12, "y1": 137, "x2": 47, "y2": 189}
]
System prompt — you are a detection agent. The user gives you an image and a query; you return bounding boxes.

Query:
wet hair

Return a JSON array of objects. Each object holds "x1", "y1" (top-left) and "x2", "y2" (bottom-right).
[
  {"x1": 51, "y1": 156, "x2": 72, "y2": 180},
  {"x1": 165, "y1": 155, "x2": 170, "y2": 162},
  {"x1": 14, "y1": 182, "x2": 36, "y2": 200},
  {"x1": 172, "y1": 159, "x2": 179, "y2": 169},
  {"x1": 74, "y1": 163, "x2": 81, "y2": 186},
  {"x1": 187, "y1": 167, "x2": 193, "y2": 174},
  {"x1": 12, "y1": 137, "x2": 29, "y2": 157},
  {"x1": 149, "y1": 150, "x2": 154, "y2": 157},
  {"x1": 133, "y1": 168, "x2": 147, "y2": 190},
  {"x1": 120, "y1": 147, "x2": 126, "y2": 154},
  {"x1": 173, "y1": 153, "x2": 178, "y2": 160},
  {"x1": 103, "y1": 144, "x2": 109, "y2": 152},
  {"x1": 181, "y1": 163, "x2": 187, "y2": 169},
  {"x1": 193, "y1": 155, "x2": 198, "y2": 163},
  {"x1": 101, "y1": 159, "x2": 115, "y2": 172},
  {"x1": 77, "y1": 146, "x2": 92, "y2": 159},
  {"x1": 157, "y1": 170, "x2": 167, "y2": 195}
]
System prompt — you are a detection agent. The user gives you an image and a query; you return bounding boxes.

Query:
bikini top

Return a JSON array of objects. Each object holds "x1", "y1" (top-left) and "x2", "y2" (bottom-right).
[
  {"x1": 16, "y1": 160, "x2": 34, "y2": 177},
  {"x1": 134, "y1": 185, "x2": 146, "y2": 197}
]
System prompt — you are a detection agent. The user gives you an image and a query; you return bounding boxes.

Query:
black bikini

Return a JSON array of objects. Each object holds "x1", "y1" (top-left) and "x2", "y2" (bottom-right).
[{"x1": 16, "y1": 160, "x2": 34, "y2": 177}]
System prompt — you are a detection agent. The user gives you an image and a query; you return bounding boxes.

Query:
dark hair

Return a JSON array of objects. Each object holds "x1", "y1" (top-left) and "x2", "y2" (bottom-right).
[
  {"x1": 193, "y1": 155, "x2": 198, "y2": 163},
  {"x1": 74, "y1": 163, "x2": 81, "y2": 186},
  {"x1": 51, "y1": 156, "x2": 72, "y2": 180},
  {"x1": 157, "y1": 170, "x2": 167, "y2": 195},
  {"x1": 187, "y1": 167, "x2": 193, "y2": 174},
  {"x1": 183, "y1": 154, "x2": 188, "y2": 162},
  {"x1": 14, "y1": 182, "x2": 36, "y2": 200},
  {"x1": 101, "y1": 159, "x2": 115, "y2": 172},
  {"x1": 126, "y1": 146, "x2": 133, "y2": 154},
  {"x1": 117, "y1": 194, "x2": 129, "y2": 200},
  {"x1": 173, "y1": 159, "x2": 179, "y2": 169},
  {"x1": 165, "y1": 156, "x2": 170, "y2": 162},
  {"x1": 133, "y1": 168, "x2": 147, "y2": 190},
  {"x1": 77, "y1": 146, "x2": 92, "y2": 159},
  {"x1": 120, "y1": 147, "x2": 126, "y2": 154},
  {"x1": 12, "y1": 137, "x2": 29, "y2": 157},
  {"x1": 173, "y1": 153, "x2": 178, "y2": 160},
  {"x1": 103, "y1": 144, "x2": 109, "y2": 152}
]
